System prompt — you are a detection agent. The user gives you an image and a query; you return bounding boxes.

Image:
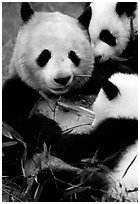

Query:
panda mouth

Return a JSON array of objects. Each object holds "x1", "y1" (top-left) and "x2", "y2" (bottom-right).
[{"x1": 51, "y1": 86, "x2": 69, "y2": 94}]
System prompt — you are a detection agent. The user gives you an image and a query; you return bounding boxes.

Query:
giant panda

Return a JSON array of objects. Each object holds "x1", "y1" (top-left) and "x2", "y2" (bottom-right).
[
  {"x1": 77, "y1": 2, "x2": 138, "y2": 94},
  {"x1": 79, "y1": 2, "x2": 138, "y2": 64},
  {"x1": 91, "y1": 72, "x2": 138, "y2": 202},
  {"x1": 35, "y1": 72, "x2": 138, "y2": 201},
  {"x1": 2, "y1": 3, "x2": 138, "y2": 201},
  {"x1": 2, "y1": 2, "x2": 94, "y2": 150},
  {"x1": 52, "y1": 72, "x2": 138, "y2": 163}
]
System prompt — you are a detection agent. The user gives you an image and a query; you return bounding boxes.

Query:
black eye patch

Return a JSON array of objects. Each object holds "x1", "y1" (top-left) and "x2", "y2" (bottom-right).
[
  {"x1": 36, "y1": 49, "x2": 51, "y2": 67},
  {"x1": 100, "y1": 30, "x2": 116, "y2": 46},
  {"x1": 68, "y1": 51, "x2": 80, "y2": 67}
]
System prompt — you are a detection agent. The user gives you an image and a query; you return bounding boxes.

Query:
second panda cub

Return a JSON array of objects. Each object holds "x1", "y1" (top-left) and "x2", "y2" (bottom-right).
[
  {"x1": 53, "y1": 72, "x2": 138, "y2": 164},
  {"x1": 51, "y1": 72, "x2": 138, "y2": 201},
  {"x1": 80, "y1": 2, "x2": 138, "y2": 64}
]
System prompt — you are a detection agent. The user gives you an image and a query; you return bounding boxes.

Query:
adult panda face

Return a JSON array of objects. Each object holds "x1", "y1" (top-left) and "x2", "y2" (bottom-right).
[
  {"x1": 79, "y1": 2, "x2": 137, "y2": 62},
  {"x1": 10, "y1": 3, "x2": 94, "y2": 95}
]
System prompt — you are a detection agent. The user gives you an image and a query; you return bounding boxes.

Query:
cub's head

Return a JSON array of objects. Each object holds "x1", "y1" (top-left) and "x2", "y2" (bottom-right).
[
  {"x1": 79, "y1": 2, "x2": 137, "y2": 62},
  {"x1": 9, "y1": 3, "x2": 94, "y2": 95},
  {"x1": 92, "y1": 73, "x2": 138, "y2": 126}
]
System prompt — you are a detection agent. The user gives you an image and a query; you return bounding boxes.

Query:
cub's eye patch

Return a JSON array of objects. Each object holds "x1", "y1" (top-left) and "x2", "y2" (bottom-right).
[
  {"x1": 36, "y1": 49, "x2": 51, "y2": 67},
  {"x1": 68, "y1": 50, "x2": 80, "y2": 66},
  {"x1": 100, "y1": 29, "x2": 116, "y2": 46}
]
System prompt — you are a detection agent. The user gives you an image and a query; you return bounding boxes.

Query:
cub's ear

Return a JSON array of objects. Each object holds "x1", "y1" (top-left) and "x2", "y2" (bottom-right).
[
  {"x1": 102, "y1": 79, "x2": 120, "y2": 101},
  {"x1": 78, "y1": 6, "x2": 92, "y2": 30},
  {"x1": 116, "y1": 2, "x2": 137, "y2": 17},
  {"x1": 21, "y1": 2, "x2": 34, "y2": 23}
]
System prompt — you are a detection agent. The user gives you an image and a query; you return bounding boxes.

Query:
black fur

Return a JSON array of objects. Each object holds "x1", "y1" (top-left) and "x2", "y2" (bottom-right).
[
  {"x1": 36, "y1": 49, "x2": 51, "y2": 67},
  {"x1": 116, "y1": 2, "x2": 137, "y2": 17},
  {"x1": 3, "y1": 75, "x2": 137, "y2": 166},
  {"x1": 33, "y1": 111, "x2": 138, "y2": 201},
  {"x1": 64, "y1": 57, "x2": 136, "y2": 97},
  {"x1": 68, "y1": 50, "x2": 81, "y2": 67},
  {"x1": 100, "y1": 30, "x2": 116, "y2": 46},
  {"x1": 84, "y1": 2, "x2": 91, "y2": 9},
  {"x1": 2, "y1": 77, "x2": 61, "y2": 147},
  {"x1": 91, "y1": 58, "x2": 137, "y2": 95},
  {"x1": 102, "y1": 79, "x2": 120, "y2": 101},
  {"x1": 121, "y1": 35, "x2": 138, "y2": 69},
  {"x1": 3, "y1": 75, "x2": 137, "y2": 201},
  {"x1": 78, "y1": 6, "x2": 92, "y2": 31},
  {"x1": 51, "y1": 118, "x2": 137, "y2": 168},
  {"x1": 21, "y1": 2, "x2": 34, "y2": 23}
]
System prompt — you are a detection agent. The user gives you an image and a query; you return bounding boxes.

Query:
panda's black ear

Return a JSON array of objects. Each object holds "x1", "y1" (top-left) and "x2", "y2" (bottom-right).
[
  {"x1": 116, "y1": 2, "x2": 137, "y2": 17},
  {"x1": 78, "y1": 6, "x2": 92, "y2": 30},
  {"x1": 21, "y1": 2, "x2": 34, "y2": 23},
  {"x1": 102, "y1": 79, "x2": 120, "y2": 101}
]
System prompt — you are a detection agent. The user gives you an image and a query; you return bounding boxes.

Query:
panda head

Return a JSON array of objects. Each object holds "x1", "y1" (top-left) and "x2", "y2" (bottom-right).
[
  {"x1": 79, "y1": 2, "x2": 137, "y2": 62},
  {"x1": 92, "y1": 73, "x2": 138, "y2": 126},
  {"x1": 9, "y1": 3, "x2": 94, "y2": 95}
]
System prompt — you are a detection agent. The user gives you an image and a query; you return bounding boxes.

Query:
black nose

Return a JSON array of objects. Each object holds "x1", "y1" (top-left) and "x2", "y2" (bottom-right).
[
  {"x1": 54, "y1": 76, "x2": 71, "y2": 86},
  {"x1": 95, "y1": 55, "x2": 102, "y2": 62}
]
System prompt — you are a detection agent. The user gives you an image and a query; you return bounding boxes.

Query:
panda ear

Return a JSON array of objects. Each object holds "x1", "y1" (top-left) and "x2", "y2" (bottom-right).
[
  {"x1": 102, "y1": 79, "x2": 120, "y2": 101},
  {"x1": 116, "y1": 2, "x2": 137, "y2": 17},
  {"x1": 21, "y1": 2, "x2": 34, "y2": 23},
  {"x1": 78, "y1": 6, "x2": 92, "y2": 30}
]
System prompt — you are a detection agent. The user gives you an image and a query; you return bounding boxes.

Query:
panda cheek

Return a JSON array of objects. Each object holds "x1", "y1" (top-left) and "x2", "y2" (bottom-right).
[{"x1": 95, "y1": 42, "x2": 111, "y2": 59}]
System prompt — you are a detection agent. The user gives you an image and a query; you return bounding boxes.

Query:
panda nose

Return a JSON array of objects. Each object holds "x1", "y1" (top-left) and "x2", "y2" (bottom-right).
[{"x1": 54, "y1": 76, "x2": 71, "y2": 86}]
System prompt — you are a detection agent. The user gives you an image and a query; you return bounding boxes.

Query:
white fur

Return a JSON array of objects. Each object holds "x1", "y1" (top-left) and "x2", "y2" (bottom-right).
[
  {"x1": 9, "y1": 11, "x2": 94, "y2": 95},
  {"x1": 107, "y1": 141, "x2": 138, "y2": 201},
  {"x1": 92, "y1": 73, "x2": 138, "y2": 127},
  {"x1": 92, "y1": 72, "x2": 138, "y2": 201},
  {"x1": 89, "y1": 2, "x2": 138, "y2": 60}
]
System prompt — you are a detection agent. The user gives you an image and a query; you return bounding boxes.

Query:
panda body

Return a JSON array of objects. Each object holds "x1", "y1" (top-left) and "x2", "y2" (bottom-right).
[
  {"x1": 33, "y1": 72, "x2": 138, "y2": 201},
  {"x1": 53, "y1": 72, "x2": 138, "y2": 163},
  {"x1": 107, "y1": 142, "x2": 138, "y2": 201},
  {"x1": 91, "y1": 73, "x2": 138, "y2": 200},
  {"x1": 50, "y1": 72, "x2": 138, "y2": 201}
]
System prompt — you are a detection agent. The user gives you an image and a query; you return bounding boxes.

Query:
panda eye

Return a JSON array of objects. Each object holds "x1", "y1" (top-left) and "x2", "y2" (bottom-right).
[
  {"x1": 68, "y1": 51, "x2": 80, "y2": 66},
  {"x1": 100, "y1": 30, "x2": 116, "y2": 46},
  {"x1": 36, "y1": 49, "x2": 51, "y2": 67}
]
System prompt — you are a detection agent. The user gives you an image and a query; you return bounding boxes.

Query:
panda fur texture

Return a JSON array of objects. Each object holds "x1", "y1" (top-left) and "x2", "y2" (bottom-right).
[
  {"x1": 9, "y1": 3, "x2": 94, "y2": 96},
  {"x1": 52, "y1": 72, "x2": 138, "y2": 163},
  {"x1": 49, "y1": 72, "x2": 138, "y2": 201},
  {"x1": 79, "y1": 2, "x2": 138, "y2": 64},
  {"x1": 3, "y1": 3, "x2": 138, "y2": 200},
  {"x1": 77, "y1": 2, "x2": 138, "y2": 95},
  {"x1": 92, "y1": 73, "x2": 138, "y2": 201},
  {"x1": 3, "y1": 3, "x2": 94, "y2": 147}
]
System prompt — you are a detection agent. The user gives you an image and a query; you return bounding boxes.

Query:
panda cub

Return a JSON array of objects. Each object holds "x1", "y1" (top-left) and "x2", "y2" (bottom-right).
[
  {"x1": 92, "y1": 72, "x2": 138, "y2": 201},
  {"x1": 51, "y1": 72, "x2": 138, "y2": 201},
  {"x1": 53, "y1": 72, "x2": 138, "y2": 163},
  {"x1": 2, "y1": 3, "x2": 94, "y2": 146},
  {"x1": 78, "y1": 2, "x2": 138, "y2": 94},
  {"x1": 79, "y1": 2, "x2": 138, "y2": 64}
]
